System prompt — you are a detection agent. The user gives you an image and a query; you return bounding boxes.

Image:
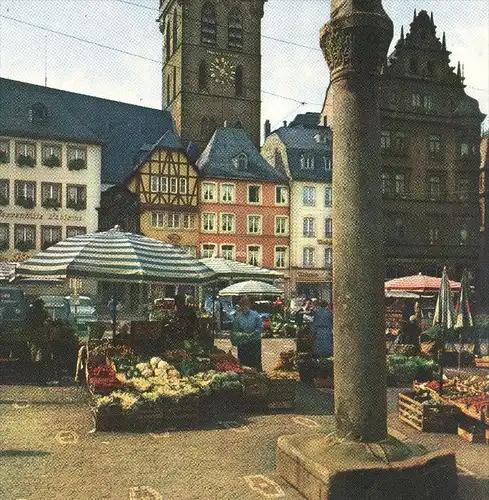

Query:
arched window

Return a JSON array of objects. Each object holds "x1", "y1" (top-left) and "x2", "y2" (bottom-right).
[
  {"x1": 172, "y1": 9, "x2": 178, "y2": 53},
  {"x1": 235, "y1": 65, "x2": 243, "y2": 97},
  {"x1": 228, "y1": 9, "x2": 243, "y2": 50},
  {"x1": 198, "y1": 61, "x2": 208, "y2": 91},
  {"x1": 274, "y1": 149, "x2": 283, "y2": 169},
  {"x1": 201, "y1": 3, "x2": 217, "y2": 46},
  {"x1": 165, "y1": 20, "x2": 171, "y2": 61}
]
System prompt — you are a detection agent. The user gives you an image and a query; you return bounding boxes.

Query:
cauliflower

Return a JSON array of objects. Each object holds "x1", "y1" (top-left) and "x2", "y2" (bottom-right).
[
  {"x1": 150, "y1": 357, "x2": 163, "y2": 369},
  {"x1": 153, "y1": 368, "x2": 168, "y2": 378},
  {"x1": 157, "y1": 360, "x2": 172, "y2": 370},
  {"x1": 140, "y1": 368, "x2": 154, "y2": 378},
  {"x1": 136, "y1": 362, "x2": 151, "y2": 372}
]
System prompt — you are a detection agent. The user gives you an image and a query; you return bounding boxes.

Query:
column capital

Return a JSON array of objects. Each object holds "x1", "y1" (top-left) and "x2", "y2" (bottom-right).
[{"x1": 320, "y1": 9, "x2": 393, "y2": 80}]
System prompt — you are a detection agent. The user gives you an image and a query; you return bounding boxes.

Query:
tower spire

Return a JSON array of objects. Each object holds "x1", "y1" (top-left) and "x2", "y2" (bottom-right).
[
  {"x1": 442, "y1": 32, "x2": 446, "y2": 51},
  {"x1": 413, "y1": 9, "x2": 417, "y2": 22},
  {"x1": 430, "y1": 11, "x2": 434, "y2": 25},
  {"x1": 457, "y1": 61, "x2": 461, "y2": 79},
  {"x1": 400, "y1": 25, "x2": 404, "y2": 41}
]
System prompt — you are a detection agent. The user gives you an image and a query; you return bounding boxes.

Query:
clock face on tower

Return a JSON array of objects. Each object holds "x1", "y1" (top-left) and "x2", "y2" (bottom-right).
[{"x1": 209, "y1": 55, "x2": 236, "y2": 85}]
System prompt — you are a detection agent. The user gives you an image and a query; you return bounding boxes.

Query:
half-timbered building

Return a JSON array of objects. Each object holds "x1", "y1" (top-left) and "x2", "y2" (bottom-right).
[{"x1": 125, "y1": 130, "x2": 200, "y2": 256}]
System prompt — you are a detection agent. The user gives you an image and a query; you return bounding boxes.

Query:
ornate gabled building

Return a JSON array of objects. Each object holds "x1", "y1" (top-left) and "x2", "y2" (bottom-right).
[
  {"x1": 261, "y1": 113, "x2": 333, "y2": 300},
  {"x1": 478, "y1": 131, "x2": 489, "y2": 310},
  {"x1": 196, "y1": 125, "x2": 290, "y2": 273},
  {"x1": 123, "y1": 130, "x2": 200, "y2": 256},
  {"x1": 322, "y1": 9, "x2": 485, "y2": 281},
  {"x1": 158, "y1": 0, "x2": 266, "y2": 152}
]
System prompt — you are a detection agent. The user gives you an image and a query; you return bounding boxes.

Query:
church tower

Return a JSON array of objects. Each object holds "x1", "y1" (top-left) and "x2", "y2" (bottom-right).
[{"x1": 159, "y1": 0, "x2": 266, "y2": 151}]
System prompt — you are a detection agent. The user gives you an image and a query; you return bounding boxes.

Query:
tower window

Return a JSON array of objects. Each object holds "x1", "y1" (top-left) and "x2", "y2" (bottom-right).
[
  {"x1": 235, "y1": 65, "x2": 243, "y2": 97},
  {"x1": 201, "y1": 3, "x2": 217, "y2": 46},
  {"x1": 172, "y1": 9, "x2": 178, "y2": 54},
  {"x1": 198, "y1": 61, "x2": 208, "y2": 91},
  {"x1": 165, "y1": 20, "x2": 171, "y2": 61},
  {"x1": 228, "y1": 9, "x2": 243, "y2": 50}
]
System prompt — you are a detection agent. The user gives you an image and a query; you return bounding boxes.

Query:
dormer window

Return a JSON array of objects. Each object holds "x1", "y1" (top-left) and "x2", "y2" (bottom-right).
[
  {"x1": 300, "y1": 154, "x2": 314, "y2": 170},
  {"x1": 314, "y1": 132, "x2": 327, "y2": 143},
  {"x1": 233, "y1": 153, "x2": 248, "y2": 170},
  {"x1": 29, "y1": 102, "x2": 48, "y2": 124}
]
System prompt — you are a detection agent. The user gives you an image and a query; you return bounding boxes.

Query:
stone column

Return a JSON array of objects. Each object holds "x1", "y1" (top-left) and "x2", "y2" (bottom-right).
[{"x1": 320, "y1": 0, "x2": 393, "y2": 442}]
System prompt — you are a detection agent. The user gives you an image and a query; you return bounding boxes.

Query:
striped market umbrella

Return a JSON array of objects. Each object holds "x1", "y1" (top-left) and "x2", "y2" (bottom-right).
[
  {"x1": 17, "y1": 226, "x2": 216, "y2": 284},
  {"x1": 200, "y1": 258, "x2": 282, "y2": 281},
  {"x1": 219, "y1": 280, "x2": 283, "y2": 297},
  {"x1": 432, "y1": 267, "x2": 456, "y2": 394}
]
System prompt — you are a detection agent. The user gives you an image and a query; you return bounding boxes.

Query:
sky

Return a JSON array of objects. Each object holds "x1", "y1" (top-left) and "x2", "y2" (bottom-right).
[{"x1": 0, "y1": 0, "x2": 487, "y2": 139}]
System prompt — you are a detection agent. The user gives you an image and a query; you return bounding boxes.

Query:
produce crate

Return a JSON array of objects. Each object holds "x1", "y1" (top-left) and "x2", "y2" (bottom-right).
[
  {"x1": 398, "y1": 391, "x2": 460, "y2": 433},
  {"x1": 475, "y1": 358, "x2": 489, "y2": 368},
  {"x1": 199, "y1": 388, "x2": 244, "y2": 420},
  {"x1": 458, "y1": 417, "x2": 486, "y2": 443},
  {"x1": 91, "y1": 405, "x2": 126, "y2": 431},
  {"x1": 267, "y1": 378, "x2": 298, "y2": 409}
]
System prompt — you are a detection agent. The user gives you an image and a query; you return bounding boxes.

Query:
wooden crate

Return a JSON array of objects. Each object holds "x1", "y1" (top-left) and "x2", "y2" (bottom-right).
[
  {"x1": 458, "y1": 417, "x2": 486, "y2": 443},
  {"x1": 475, "y1": 358, "x2": 489, "y2": 368},
  {"x1": 199, "y1": 388, "x2": 244, "y2": 420},
  {"x1": 398, "y1": 391, "x2": 460, "y2": 433}
]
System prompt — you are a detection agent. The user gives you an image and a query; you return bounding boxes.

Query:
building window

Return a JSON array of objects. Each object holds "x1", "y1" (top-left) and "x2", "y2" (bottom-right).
[
  {"x1": 275, "y1": 186, "x2": 288, "y2": 205},
  {"x1": 199, "y1": 61, "x2": 208, "y2": 91},
  {"x1": 41, "y1": 182, "x2": 61, "y2": 208},
  {"x1": 325, "y1": 185, "x2": 332, "y2": 207},
  {"x1": 380, "y1": 130, "x2": 391, "y2": 149},
  {"x1": 167, "y1": 212, "x2": 180, "y2": 229},
  {"x1": 221, "y1": 244, "x2": 235, "y2": 260},
  {"x1": 235, "y1": 65, "x2": 243, "y2": 97},
  {"x1": 429, "y1": 135, "x2": 441, "y2": 156},
  {"x1": 14, "y1": 224, "x2": 36, "y2": 251},
  {"x1": 150, "y1": 176, "x2": 160, "y2": 193},
  {"x1": 202, "y1": 182, "x2": 216, "y2": 201},
  {"x1": 428, "y1": 176, "x2": 441, "y2": 201},
  {"x1": 275, "y1": 246, "x2": 288, "y2": 269},
  {"x1": 228, "y1": 9, "x2": 243, "y2": 50},
  {"x1": 169, "y1": 177, "x2": 178, "y2": 194},
  {"x1": 394, "y1": 174, "x2": 405, "y2": 197},
  {"x1": 393, "y1": 132, "x2": 407, "y2": 153},
  {"x1": 201, "y1": 2, "x2": 217, "y2": 46},
  {"x1": 412, "y1": 93, "x2": 422, "y2": 108},
  {"x1": 221, "y1": 184, "x2": 235, "y2": 203},
  {"x1": 458, "y1": 178, "x2": 470, "y2": 202},
  {"x1": 202, "y1": 213, "x2": 216, "y2": 232},
  {"x1": 325, "y1": 247, "x2": 333, "y2": 267},
  {"x1": 183, "y1": 214, "x2": 196, "y2": 230},
  {"x1": 0, "y1": 139, "x2": 10, "y2": 164},
  {"x1": 221, "y1": 213, "x2": 235, "y2": 233},
  {"x1": 41, "y1": 226, "x2": 62, "y2": 250},
  {"x1": 302, "y1": 186, "x2": 316, "y2": 206},
  {"x1": 247, "y1": 215, "x2": 262, "y2": 234},
  {"x1": 394, "y1": 219, "x2": 405, "y2": 241},
  {"x1": 151, "y1": 212, "x2": 165, "y2": 228},
  {"x1": 303, "y1": 217, "x2": 315, "y2": 238},
  {"x1": 275, "y1": 216, "x2": 289, "y2": 236},
  {"x1": 247, "y1": 185, "x2": 261, "y2": 204},
  {"x1": 66, "y1": 226, "x2": 86, "y2": 238},
  {"x1": 460, "y1": 228, "x2": 469, "y2": 245},
  {"x1": 165, "y1": 19, "x2": 171, "y2": 60},
  {"x1": 201, "y1": 243, "x2": 216, "y2": 259},
  {"x1": 381, "y1": 173, "x2": 392, "y2": 196},
  {"x1": 0, "y1": 223, "x2": 9, "y2": 250},
  {"x1": 300, "y1": 154, "x2": 314, "y2": 169},
  {"x1": 303, "y1": 247, "x2": 315, "y2": 267},
  {"x1": 234, "y1": 152, "x2": 248, "y2": 170},
  {"x1": 15, "y1": 142, "x2": 36, "y2": 167},
  {"x1": 247, "y1": 245, "x2": 262, "y2": 267},
  {"x1": 67, "y1": 146, "x2": 86, "y2": 170},
  {"x1": 0, "y1": 179, "x2": 9, "y2": 205},
  {"x1": 429, "y1": 227, "x2": 439, "y2": 245},
  {"x1": 325, "y1": 218, "x2": 333, "y2": 238},
  {"x1": 323, "y1": 156, "x2": 332, "y2": 170},
  {"x1": 66, "y1": 185, "x2": 87, "y2": 210},
  {"x1": 41, "y1": 144, "x2": 61, "y2": 167},
  {"x1": 14, "y1": 181, "x2": 36, "y2": 208},
  {"x1": 179, "y1": 178, "x2": 187, "y2": 194},
  {"x1": 423, "y1": 95, "x2": 432, "y2": 110},
  {"x1": 159, "y1": 176, "x2": 168, "y2": 193}
]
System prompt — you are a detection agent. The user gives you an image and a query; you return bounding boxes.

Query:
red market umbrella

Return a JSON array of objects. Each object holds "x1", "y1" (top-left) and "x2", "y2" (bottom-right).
[{"x1": 385, "y1": 273, "x2": 461, "y2": 294}]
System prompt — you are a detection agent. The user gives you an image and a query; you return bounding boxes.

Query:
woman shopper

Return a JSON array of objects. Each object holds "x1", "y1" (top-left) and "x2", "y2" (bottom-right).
[{"x1": 232, "y1": 296, "x2": 263, "y2": 371}]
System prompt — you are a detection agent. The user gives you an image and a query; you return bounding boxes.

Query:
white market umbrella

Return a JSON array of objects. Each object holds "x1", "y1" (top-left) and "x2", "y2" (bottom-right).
[{"x1": 219, "y1": 280, "x2": 283, "y2": 297}]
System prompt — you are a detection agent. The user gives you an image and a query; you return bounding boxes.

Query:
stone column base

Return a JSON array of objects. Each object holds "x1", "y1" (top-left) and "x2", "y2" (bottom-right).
[{"x1": 277, "y1": 433, "x2": 458, "y2": 500}]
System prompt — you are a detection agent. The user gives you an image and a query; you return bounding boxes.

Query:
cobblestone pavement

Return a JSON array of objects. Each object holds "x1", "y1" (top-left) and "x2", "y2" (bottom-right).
[{"x1": 1, "y1": 339, "x2": 489, "y2": 499}]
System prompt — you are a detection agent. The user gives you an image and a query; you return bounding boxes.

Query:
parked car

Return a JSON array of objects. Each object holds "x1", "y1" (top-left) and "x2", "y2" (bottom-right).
[
  {"x1": 0, "y1": 287, "x2": 28, "y2": 330},
  {"x1": 65, "y1": 295, "x2": 96, "y2": 326},
  {"x1": 39, "y1": 295, "x2": 70, "y2": 322}
]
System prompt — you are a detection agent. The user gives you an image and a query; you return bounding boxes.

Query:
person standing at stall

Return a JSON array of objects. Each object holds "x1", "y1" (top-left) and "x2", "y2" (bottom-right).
[
  {"x1": 312, "y1": 300, "x2": 334, "y2": 358},
  {"x1": 232, "y1": 296, "x2": 263, "y2": 371}
]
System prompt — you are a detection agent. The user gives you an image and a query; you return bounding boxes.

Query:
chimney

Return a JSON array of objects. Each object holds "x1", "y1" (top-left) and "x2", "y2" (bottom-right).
[
  {"x1": 264, "y1": 119, "x2": 271, "y2": 138},
  {"x1": 323, "y1": 116, "x2": 328, "y2": 127},
  {"x1": 283, "y1": 120, "x2": 287, "y2": 127}
]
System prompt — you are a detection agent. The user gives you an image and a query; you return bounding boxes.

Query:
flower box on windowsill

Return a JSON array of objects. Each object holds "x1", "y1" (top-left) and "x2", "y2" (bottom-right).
[
  {"x1": 0, "y1": 151, "x2": 9, "y2": 164},
  {"x1": 42, "y1": 155, "x2": 61, "y2": 168},
  {"x1": 16, "y1": 154, "x2": 36, "y2": 168},
  {"x1": 68, "y1": 158, "x2": 86, "y2": 170},
  {"x1": 15, "y1": 197, "x2": 35, "y2": 209},
  {"x1": 15, "y1": 241, "x2": 35, "y2": 252},
  {"x1": 67, "y1": 200, "x2": 86, "y2": 211},
  {"x1": 0, "y1": 195, "x2": 8, "y2": 206},
  {"x1": 42, "y1": 198, "x2": 61, "y2": 209}
]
